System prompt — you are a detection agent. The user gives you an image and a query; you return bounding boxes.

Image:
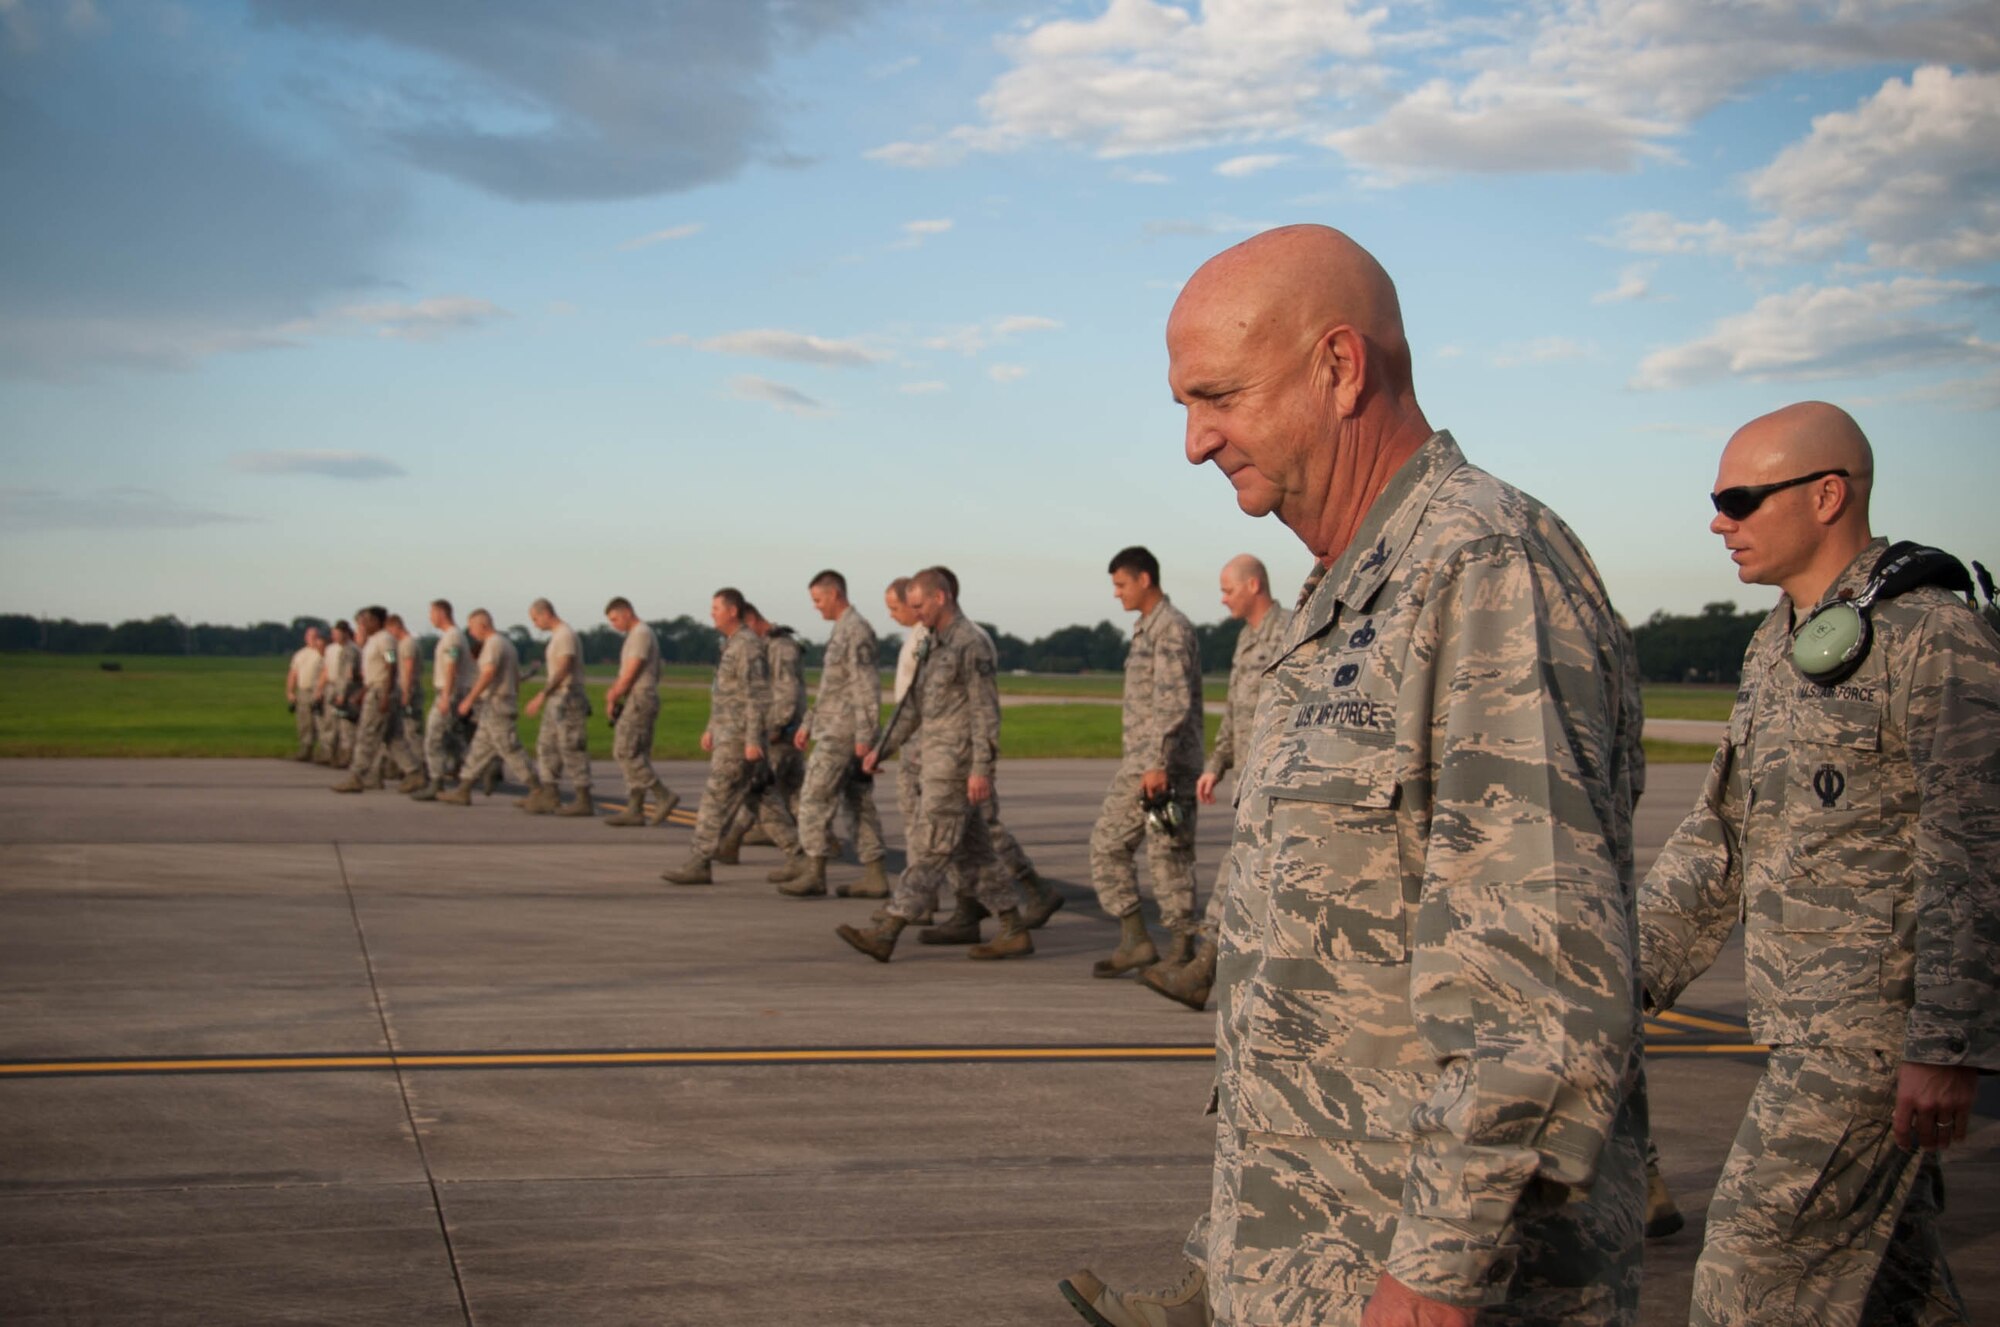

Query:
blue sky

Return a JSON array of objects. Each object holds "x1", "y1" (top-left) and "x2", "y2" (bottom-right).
[{"x1": 3, "y1": 0, "x2": 1995, "y2": 639}]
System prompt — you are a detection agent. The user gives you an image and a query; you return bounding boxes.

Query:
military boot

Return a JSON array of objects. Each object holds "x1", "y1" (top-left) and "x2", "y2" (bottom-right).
[
  {"x1": 839, "y1": 858, "x2": 892, "y2": 898},
  {"x1": 517, "y1": 784, "x2": 559, "y2": 815},
  {"x1": 1093, "y1": 910, "x2": 1160, "y2": 978},
  {"x1": 642, "y1": 786, "x2": 681, "y2": 827},
  {"x1": 313, "y1": 752, "x2": 335, "y2": 766},
  {"x1": 436, "y1": 780, "x2": 475, "y2": 806},
  {"x1": 660, "y1": 855, "x2": 714, "y2": 886},
  {"x1": 1018, "y1": 871, "x2": 1065, "y2": 929},
  {"x1": 479, "y1": 765, "x2": 501, "y2": 795},
  {"x1": 604, "y1": 790, "x2": 647, "y2": 827},
  {"x1": 1058, "y1": 1261, "x2": 1209, "y2": 1327},
  {"x1": 292, "y1": 748, "x2": 314, "y2": 763},
  {"x1": 776, "y1": 856, "x2": 828, "y2": 897},
  {"x1": 397, "y1": 771, "x2": 427, "y2": 794},
  {"x1": 1645, "y1": 1160, "x2": 1686, "y2": 1239},
  {"x1": 1139, "y1": 935, "x2": 1217, "y2": 1011},
  {"x1": 967, "y1": 908, "x2": 1033, "y2": 960},
  {"x1": 742, "y1": 821, "x2": 775, "y2": 847},
  {"x1": 330, "y1": 773, "x2": 365, "y2": 794},
  {"x1": 1161, "y1": 924, "x2": 1196, "y2": 967},
  {"x1": 872, "y1": 902, "x2": 929, "y2": 926},
  {"x1": 835, "y1": 915, "x2": 906, "y2": 963},
  {"x1": 767, "y1": 852, "x2": 809, "y2": 884},
  {"x1": 713, "y1": 821, "x2": 749, "y2": 865},
  {"x1": 360, "y1": 772, "x2": 385, "y2": 790},
  {"x1": 409, "y1": 779, "x2": 441, "y2": 802},
  {"x1": 920, "y1": 897, "x2": 989, "y2": 945},
  {"x1": 555, "y1": 790, "x2": 596, "y2": 818}
]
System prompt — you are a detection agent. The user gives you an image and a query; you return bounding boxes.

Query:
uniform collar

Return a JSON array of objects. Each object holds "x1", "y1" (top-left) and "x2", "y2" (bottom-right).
[
  {"x1": 1287, "y1": 431, "x2": 1467, "y2": 654},
  {"x1": 1801, "y1": 536, "x2": 1892, "y2": 617},
  {"x1": 1133, "y1": 595, "x2": 1171, "y2": 638}
]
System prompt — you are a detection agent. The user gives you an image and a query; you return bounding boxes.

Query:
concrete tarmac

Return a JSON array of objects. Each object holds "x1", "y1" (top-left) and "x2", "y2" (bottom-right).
[{"x1": 1, "y1": 758, "x2": 1994, "y2": 1326}]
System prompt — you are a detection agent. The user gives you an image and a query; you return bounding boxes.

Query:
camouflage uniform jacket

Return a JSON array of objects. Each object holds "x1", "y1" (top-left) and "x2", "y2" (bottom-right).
[
  {"x1": 1640, "y1": 536, "x2": 2000, "y2": 1069},
  {"x1": 360, "y1": 631, "x2": 396, "y2": 698},
  {"x1": 764, "y1": 628, "x2": 808, "y2": 741},
  {"x1": 805, "y1": 607, "x2": 880, "y2": 745},
  {"x1": 708, "y1": 627, "x2": 772, "y2": 746},
  {"x1": 474, "y1": 633, "x2": 522, "y2": 719},
  {"x1": 878, "y1": 613, "x2": 999, "y2": 782},
  {"x1": 1122, "y1": 596, "x2": 1205, "y2": 774},
  {"x1": 1217, "y1": 431, "x2": 1643, "y2": 1306},
  {"x1": 434, "y1": 626, "x2": 473, "y2": 702},
  {"x1": 327, "y1": 640, "x2": 360, "y2": 702},
  {"x1": 395, "y1": 635, "x2": 423, "y2": 709},
  {"x1": 1204, "y1": 603, "x2": 1293, "y2": 782}
]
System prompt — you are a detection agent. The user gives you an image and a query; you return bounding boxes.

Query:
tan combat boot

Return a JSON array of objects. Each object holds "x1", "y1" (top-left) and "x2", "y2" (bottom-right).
[
  {"x1": 835, "y1": 915, "x2": 906, "y2": 963},
  {"x1": 776, "y1": 856, "x2": 828, "y2": 897},
  {"x1": 839, "y1": 858, "x2": 891, "y2": 898},
  {"x1": 967, "y1": 908, "x2": 1033, "y2": 961},
  {"x1": 479, "y1": 765, "x2": 501, "y2": 795},
  {"x1": 397, "y1": 771, "x2": 427, "y2": 794},
  {"x1": 517, "y1": 784, "x2": 559, "y2": 815},
  {"x1": 919, "y1": 897, "x2": 988, "y2": 945},
  {"x1": 1645, "y1": 1160, "x2": 1686, "y2": 1239},
  {"x1": 642, "y1": 786, "x2": 680, "y2": 826},
  {"x1": 1093, "y1": 910, "x2": 1160, "y2": 978},
  {"x1": 742, "y1": 821, "x2": 775, "y2": 847},
  {"x1": 409, "y1": 780, "x2": 441, "y2": 802},
  {"x1": 660, "y1": 855, "x2": 714, "y2": 886},
  {"x1": 1139, "y1": 935, "x2": 1217, "y2": 1011},
  {"x1": 435, "y1": 780, "x2": 474, "y2": 806},
  {"x1": 1058, "y1": 1262, "x2": 1209, "y2": 1327},
  {"x1": 330, "y1": 773, "x2": 365, "y2": 794},
  {"x1": 604, "y1": 790, "x2": 647, "y2": 827},
  {"x1": 713, "y1": 820, "x2": 749, "y2": 865},
  {"x1": 555, "y1": 790, "x2": 596, "y2": 818},
  {"x1": 767, "y1": 852, "x2": 809, "y2": 884},
  {"x1": 1018, "y1": 870, "x2": 1065, "y2": 929}
]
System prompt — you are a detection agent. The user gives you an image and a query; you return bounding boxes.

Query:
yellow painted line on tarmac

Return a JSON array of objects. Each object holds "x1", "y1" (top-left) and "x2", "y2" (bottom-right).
[
  {"x1": 1648, "y1": 1042, "x2": 1770, "y2": 1056},
  {"x1": 0, "y1": 1044, "x2": 1218, "y2": 1079},
  {"x1": 1653, "y1": 1009, "x2": 1752, "y2": 1035},
  {"x1": 596, "y1": 802, "x2": 699, "y2": 825}
]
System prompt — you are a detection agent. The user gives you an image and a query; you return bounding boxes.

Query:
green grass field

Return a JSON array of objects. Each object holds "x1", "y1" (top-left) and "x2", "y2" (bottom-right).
[{"x1": 0, "y1": 653, "x2": 1723, "y2": 761}]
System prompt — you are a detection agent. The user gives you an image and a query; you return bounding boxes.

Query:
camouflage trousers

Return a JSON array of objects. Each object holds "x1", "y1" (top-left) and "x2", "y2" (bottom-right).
[
  {"x1": 729, "y1": 737, "x2": 806, "y2": 841},
  {"x1": 318, "y1": 696, "x2": 355, "y2": 765},
  {"x1": 461, "y1": 706, "x2": 535, "y2": 787},
  {"x1": 381, "y1": 702, "x2": 422, "y2": 778},
  {"x1": 536, "y1": 691, "x2": 592, "y2": 793},
  {"x1": 292, "y1": 702, "x2": 320, "y2": 757},
  {"x1": 888, "y1": 773, "x2": 1014, "y2": 923},
  {"x1": 424, "y1": 703, "x2": 466, "y2": 783},
  {"x1": 1692, "y1": 1047, "x2": 1966, "y2": 1327},
  {"x1": 692, "y1": 746, "x2": 800, "y2": 858},
  {"x1": 797, "y1": 737, "x2": 886, "y2": 863},
  {"x1": 612, "y1": 696, "x2": 663, "y2": 795},
  {"x1": 1088, "y1": 764, "x2": 1198, "y2": 925},
  {"x1": 938, "y1": 794, "x2": 1037, "y2": 905},
  {"x1": 1193, "y1": 1101, "x2": 1644, "y2": 1326},
  {"x1": 350, "y1": 690, "x2": 394, "y2": 780}
]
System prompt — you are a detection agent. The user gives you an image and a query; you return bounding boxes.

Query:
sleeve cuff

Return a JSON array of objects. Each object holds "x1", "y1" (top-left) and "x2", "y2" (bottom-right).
[{"x1": 1383, "y1": 1216, "x2": 1517, "y2": 1311}]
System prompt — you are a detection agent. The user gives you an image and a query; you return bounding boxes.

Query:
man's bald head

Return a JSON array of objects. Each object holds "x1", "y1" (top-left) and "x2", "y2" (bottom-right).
[
  {"x1": 1221, "y1": 554, "x2": 1269, "y2": 595},
  {"x1": 1219, "y1": 553, "x2": 1275, "y2": 623},
  {"x1": 1711, "y1": 400, "x2": 1876, "y2": 605}
]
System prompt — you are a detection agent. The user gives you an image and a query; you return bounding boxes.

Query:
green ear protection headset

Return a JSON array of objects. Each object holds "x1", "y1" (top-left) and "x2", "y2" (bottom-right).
[{"x1": 1790, "y1": 541, "x2": 1995, "y2": 685}]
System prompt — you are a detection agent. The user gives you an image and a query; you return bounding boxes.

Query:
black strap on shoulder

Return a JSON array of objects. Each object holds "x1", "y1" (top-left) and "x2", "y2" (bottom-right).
[{"x1": 1871, "y1": 540, "x2": 1974, "y2": 602}]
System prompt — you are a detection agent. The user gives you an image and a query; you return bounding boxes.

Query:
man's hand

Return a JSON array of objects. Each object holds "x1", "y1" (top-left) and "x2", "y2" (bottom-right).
[
  {"x1": 1361, "y1": 1274, "x2": 1477, "y2": 1327},
  {"x1": 1895, "y1": 1061, "x2": 1978, "y2": 1151},
  {"x1": 1196, "y1": 771, "x2": 1220, "y2": 804},
  {"x1": 854, "y1": 740, "x2": 871, "y2": 759},
  {"x1": 745, "y1": 743, "x2": 764, "y2": 762},
  {"x1": 861, "y1": 749, "x2": 881, "y2": 776},
  {"x1": 1140, "y1": 767, "x2": 1169, "y2": 799},
  {"x1": 525, "y1": 693, "x2": 545, "y2": 718},
  {"x1": 967, "y1": 774, "x2": 992, "y2": 805},
  {"x1": 456, "y1": 697, "x2": 474, "y2": 718},
  {"x1": 793, "y1": 728, "x2": 810, "y2": 751},
  {"x1": 700, "y1": 729, "x2": 714, "y2": 754}
]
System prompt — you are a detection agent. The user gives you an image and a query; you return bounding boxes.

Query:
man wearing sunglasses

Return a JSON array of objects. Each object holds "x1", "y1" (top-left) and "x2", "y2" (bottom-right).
[{"x1": 1639, "y1": 400, "x2": 1998, "y2": 1325}]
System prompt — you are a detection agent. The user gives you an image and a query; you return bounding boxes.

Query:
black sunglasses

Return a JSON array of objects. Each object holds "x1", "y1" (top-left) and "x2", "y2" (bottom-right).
[{"x1": 1710, "y1": 468, "x2": 1848, "y2": 521}]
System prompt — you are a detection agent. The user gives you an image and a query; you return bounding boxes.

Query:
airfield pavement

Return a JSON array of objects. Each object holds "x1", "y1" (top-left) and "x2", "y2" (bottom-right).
[{"x1": 1, "y1": 757, "x2": 1994, "y2": 1326}]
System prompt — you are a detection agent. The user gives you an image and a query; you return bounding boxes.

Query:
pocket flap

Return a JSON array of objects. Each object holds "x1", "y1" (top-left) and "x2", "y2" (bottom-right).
[{"x1": 1793, "y1": 699, "x2": 1881, "y2": 750}]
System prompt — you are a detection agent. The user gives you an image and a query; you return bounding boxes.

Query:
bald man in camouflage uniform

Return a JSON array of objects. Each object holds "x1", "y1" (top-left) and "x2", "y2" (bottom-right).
[
  {"x1": 333, "y1": 607, "x2": 397, "y2": 793},
  {"x1": 601, "y1": 598, "x2": 679, "y2": 827},
  {"x1": 835, "y1": 569, "x2": 1031, "y2": 963},
  {"x1": 662, "y1": 589, "x2": 802, "y2": 885},
  {"x1": 1641, "y1": 402, "x2": 1996, "y2": 1327},
  {"x1": 1142, "y1": 554, "x2": 1292, "y2": 1011},
  {"x1": 1068, "y1": 226, "x2": 1646, "y2": 1327},
  {"x1": 411, "y1": 600, "x2": 471, "y2": 801},
  {"x1": 437, "y1": 611, "x2": 544, "y2": 806},
  {"x1": 1087, "y1": 546, "x2": 1206, "y2": 979},
  {"x1": 779, "y1": 569, "x2": 891, "y2": 899}
]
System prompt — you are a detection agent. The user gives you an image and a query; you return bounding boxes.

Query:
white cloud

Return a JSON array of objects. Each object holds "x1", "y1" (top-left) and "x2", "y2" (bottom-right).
[
  {"x1": 619, "y1": 222, "x2": 703, "y2": 251},
  {"x1": 1215, "y1": 153, "x2": 1290, "y2": 177},
  {"x1": 897, "y1": 380, "x2": 948, "y2": 395},
  {"x1": 1604, "y1": 210, "x2": 1848, "y2": 267},
  {"x1": 1631, "y1": 277, "x2": 1995, "y2": 389},
  {"x1": 329, "y1": 296, "x2": 508, "y2": 342},
  {"x1": 895, "y1": 217, "x2": 954, "y2": 248},
  {"x1": 1492, "y1": 336, "x2": 1593, "y2": 368},
  {"x1": 922, "y1": 314, "x2": 1062, "y2": 356},
  {"x1": 729, "y1": 374, "x2": 827, "y2": 416},
  {"x1": 1592, "y1": 264, "x2": 1654, "y2": 305},
  {"x1": 1326, "y1": 81, "x2": 1680, "y2": 181},
  {"x1": 695, "y1": 329, "x2": 887, "y2": 367},
  {"x1": 988, "y1": 363, "x2": 1029, "y2": 383},
  {"x1": 1142, "y1": 216, "x2": 1266, "y2": 239},
  {"x1": 229, "y1": 450, "x2": 408, "y2": 480},
  {"x1": 1112, "y1": 165, "x2": 1172, "y2": 184},
  {"x1": 0, "y1": 484, "x2": 250, "y2": 531}
]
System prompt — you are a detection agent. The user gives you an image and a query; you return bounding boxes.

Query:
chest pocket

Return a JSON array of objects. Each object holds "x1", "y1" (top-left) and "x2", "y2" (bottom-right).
[
  {"x1": 1261, "y1": 735, "x2": 1406, "y2": 965},
  {"x1": 1786, "y1": 698, "x2": 1883, "y2": 854}
]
